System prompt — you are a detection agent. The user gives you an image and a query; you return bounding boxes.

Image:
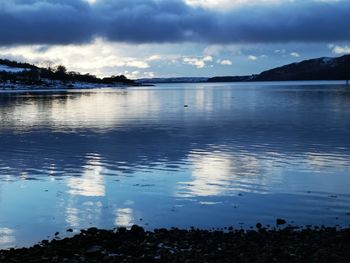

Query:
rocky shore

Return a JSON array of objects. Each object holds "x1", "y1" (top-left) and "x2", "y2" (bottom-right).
[
  {"x1": 1, "y1": 225, "x2": 349, "y2": 263},
  {"x1": 0, "y1": 81, "x2": 112, "y2": 91}
]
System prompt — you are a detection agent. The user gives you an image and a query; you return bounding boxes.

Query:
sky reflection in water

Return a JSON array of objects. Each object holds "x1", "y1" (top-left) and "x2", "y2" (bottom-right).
[{"x1": 0, "y1": 82, "x2": 350, "y2": 248}]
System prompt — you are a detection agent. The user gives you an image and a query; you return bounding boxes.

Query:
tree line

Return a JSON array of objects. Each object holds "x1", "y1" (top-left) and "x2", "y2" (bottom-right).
[{"x1": 0, "y1": 59, "x2": 134, "y2": 85}]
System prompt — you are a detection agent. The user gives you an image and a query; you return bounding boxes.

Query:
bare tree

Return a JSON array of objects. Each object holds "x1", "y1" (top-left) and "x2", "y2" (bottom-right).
[
  {"x1": 41, "y1": 60, "x2": 55, "y2": 72},
  {"x1": 55, "y1": 65, "x2": 67, "y2": 75}
]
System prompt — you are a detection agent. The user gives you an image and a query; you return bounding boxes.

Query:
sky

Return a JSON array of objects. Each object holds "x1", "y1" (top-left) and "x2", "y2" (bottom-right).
[{"x1": 0, "y1": 0, "x2": 350, "y2": 79}]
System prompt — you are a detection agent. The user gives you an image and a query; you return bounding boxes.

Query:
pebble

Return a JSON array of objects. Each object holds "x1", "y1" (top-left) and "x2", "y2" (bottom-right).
[
  {"x1": 276, "y1": 218, "x2": 286, "y2": 225},
  {"x1": 0, "y1": 226, "x2": 349, "y2": 262}
]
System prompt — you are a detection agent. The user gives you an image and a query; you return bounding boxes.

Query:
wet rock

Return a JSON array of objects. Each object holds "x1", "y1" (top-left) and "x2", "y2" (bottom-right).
[
  {"x1": 1, "y1": 225, "x2": 350, "y2": 263},
  {"x1": 130, "y1": 225, "x2": 145, "y2": 234},
  {"x1": 276, "y1": 219, "x2": 286, "y2": 225},
  {"x1": 86, "y1": 245, "x2": 103, "y2": 254}
]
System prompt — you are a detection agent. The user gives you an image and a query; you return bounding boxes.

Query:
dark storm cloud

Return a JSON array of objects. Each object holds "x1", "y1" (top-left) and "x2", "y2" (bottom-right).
[{"x1": 0, "y1": 0, "x2": 349, "y2": 45}]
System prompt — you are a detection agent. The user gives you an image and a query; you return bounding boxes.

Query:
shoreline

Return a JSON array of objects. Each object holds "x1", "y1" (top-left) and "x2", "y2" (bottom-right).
[
  {"x1": 0, "y1": 83, "x2": 124, "y2": 92},
  {"x1": 1, "y1": 225, "x2": 349, "y2": 262},
  {"x1": 0, "y1": 80, "x2": 347, "y2": 92},
  {"x1": 0, "y1": 81, "x2": 153, "y2": 92}
]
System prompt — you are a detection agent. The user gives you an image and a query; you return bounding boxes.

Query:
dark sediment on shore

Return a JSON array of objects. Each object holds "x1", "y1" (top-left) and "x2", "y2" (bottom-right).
[{"x1": 1, "y1": 225, "x2": 349, "y2": 262}]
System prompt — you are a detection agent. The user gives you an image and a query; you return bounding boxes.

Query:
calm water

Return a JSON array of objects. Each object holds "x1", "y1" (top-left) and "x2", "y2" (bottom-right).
[{"x1": 0, "y1": 82, "x2": 350, "y2": 248}]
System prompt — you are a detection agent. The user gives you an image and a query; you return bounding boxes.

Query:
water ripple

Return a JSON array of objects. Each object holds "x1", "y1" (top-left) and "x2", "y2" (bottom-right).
[{"x1": 1, "y1": 83, "x2": 350, "y2": 248}]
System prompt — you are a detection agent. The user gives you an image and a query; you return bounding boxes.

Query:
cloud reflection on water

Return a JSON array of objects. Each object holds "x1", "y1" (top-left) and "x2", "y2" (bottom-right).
[
  {"x1": 67, "y1": 154, "x2": 105, "y2": 197},
  {"x1": 0, "y1": 228, "x2": 15, "y2": 248},
  {"x1": 65, "y1": 201, "x2": 103, "y2": 229},
  {"x1": 65, "y1": 207, "x2": 80, "y2": 228},
  {"x1": 115, "y1": 208, "x2": 134, "y2": 227},
  {"x1": 0, "y1": 84, "x2": 350, "y2": 248},
  {"x1": 176, "y1": 149, "x2": 280, "y2": 197},
  {"x1": 0, "y1": 90, "x2": 160, "y2": 131}
]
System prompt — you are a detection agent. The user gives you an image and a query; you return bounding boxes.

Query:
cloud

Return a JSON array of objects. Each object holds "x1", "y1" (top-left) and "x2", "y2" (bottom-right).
[
  {"x1": 330, "y1": 44, "x2": 350, "y2": 54},
  {"x1": 83, "y1": 0, "x2": 97, "y2": 4},
  {"x1": 217, "y1": 59, "x2": 232, "y2": 65},
  {"x1": 125, "y1": 60, "x2": 149, "y2": 69},
  {"x1": 0, "y1": 38, "x2": 156, "y2": 76},
  {"x1": 0, "y1": 0, "x2": 350, "y2": 46},
  {"x1": 248, "y1": 55, "x2": 258, "y2": 60},
  {"x1": 147, "y1": 55, "x2": 162, "y2": 61},
  {"x1": 185, "y1": 0, "x2": 284, "y2": 10},
  {"x1": 290, "y1": 52, "x2": 300, "y2": 57},
  {"x1": 183, "y1": 55, "x2": 213, "y2": 68}
]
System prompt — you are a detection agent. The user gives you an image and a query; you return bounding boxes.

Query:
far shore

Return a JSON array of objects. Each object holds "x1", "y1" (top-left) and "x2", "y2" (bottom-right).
[
  {"x1": 0, "y1": 82, "x2": 155, "y2": 93},
  {"x1": 1, "y1": 79, "x2": 348, "y2": 93}
]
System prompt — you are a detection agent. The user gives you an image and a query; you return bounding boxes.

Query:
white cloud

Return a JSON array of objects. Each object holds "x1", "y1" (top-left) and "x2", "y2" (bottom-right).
[
  {"x1": 83, "y1": 0, "x2": 97, "y2": 4},
  {"x1": 183, "y1": 55, "x2": 213, "y2": 68},
  {"x1": 125, "y1": 60, "x2": 149, "y2": 69},
  {"x1": 330, "y1": 44, "x2": 350, "y2": 54},
  {"x1": 203, "y1": 55, "x2": 213, "y2": 62},
  {"x1": 121, "y1": 70, "x2": 155, "y2": 79},
  {"x1": 183, "y1": 58, "x2": 206, "y2": 68},
  {"x1": 186, "y1": 0, "x2": 342, "y2": 11},
  {"x1": 147, "y1": 55, "x2": 162, "y2": 61},
  {"x1": 218, "y1": 59, "x2": 232, "y2": 65},
  {"x1": 1, "y1": 39, "x2": 228, "y2": 77},
  {"x1": 122, "y1": 70, "x2": 139, "y2": 79},
  {"x1": 185, "y1": 0, "x2": 283, "y2": 10},
  {"x1": 290, "y1": 52, "x2": 300, "y2": 57},
  {"x1": 0, "y1": 38, "x2": 154, "y2": 76},
  {"x1": 248, "y1": 55, "x2": 258, "y2": 60}
]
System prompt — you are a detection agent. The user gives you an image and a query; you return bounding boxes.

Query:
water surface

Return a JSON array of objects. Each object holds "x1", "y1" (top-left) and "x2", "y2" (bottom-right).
[{"x1": 0, "y1": 82, "x2": 350, "y2": 248}]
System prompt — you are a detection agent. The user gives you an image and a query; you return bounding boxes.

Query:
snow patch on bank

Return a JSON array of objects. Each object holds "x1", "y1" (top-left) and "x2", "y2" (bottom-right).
[{"x1": 0, "y1": 65, "x2": 30, "y2": 73}]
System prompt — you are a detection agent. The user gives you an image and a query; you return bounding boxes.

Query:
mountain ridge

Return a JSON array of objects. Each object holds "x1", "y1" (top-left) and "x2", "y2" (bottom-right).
[{"x1": 208, "y1": 55, "x2": 350, "y2": 83}]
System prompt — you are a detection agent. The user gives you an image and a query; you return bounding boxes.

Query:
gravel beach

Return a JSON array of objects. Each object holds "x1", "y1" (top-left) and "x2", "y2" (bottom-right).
[{"x1": 0, "y1": 225, "x2": 349, "y2": 262}]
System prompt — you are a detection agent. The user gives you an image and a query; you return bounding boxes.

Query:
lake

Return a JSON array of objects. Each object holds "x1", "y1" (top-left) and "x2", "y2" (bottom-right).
[{"x1": 0, "y1": 81, "x2": 350, "y2": 248}]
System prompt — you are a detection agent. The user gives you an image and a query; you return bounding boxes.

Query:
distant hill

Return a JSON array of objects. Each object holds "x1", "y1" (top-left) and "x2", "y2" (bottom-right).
[
  {"x1": 208, "y1": 55, "x2": 350, "y2": 82},
  {"x1": 0, "y1": 64, "x2": 32, "y2": 73},
  {"x1": 255, "y1": 55, "x2": 350, "y2": 81},
  {"x1": 0, "y1": 58, "x2": 38, "y2": 71},
  {"x1": 207, "y1": 75, "x2": 254, "y2": 82}
]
